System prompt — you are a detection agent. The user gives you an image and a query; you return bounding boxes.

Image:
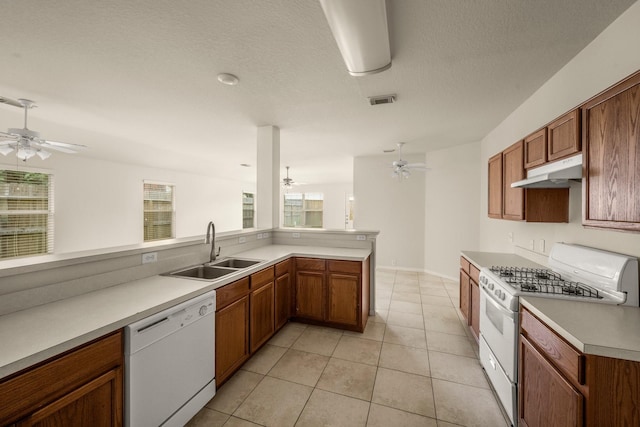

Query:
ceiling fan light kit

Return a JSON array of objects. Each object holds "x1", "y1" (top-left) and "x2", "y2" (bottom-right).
[
  {"x1": 388, "y1": 142, "x2": 428, "y2": 181},
  {"x1": 319, "y1": 0, "x2": 392, "y2": 76},
  {"x1": 0, "y1": 97, "x2": 87, "y2": 162}
]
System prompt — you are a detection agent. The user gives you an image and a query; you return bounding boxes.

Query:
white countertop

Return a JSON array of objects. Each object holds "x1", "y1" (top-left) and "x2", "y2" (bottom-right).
[
  {"x1": 461, "y1": 250, "x2": 545, "y2": 270},
  {"x1": 0, "y1": 244, "x2": 370, "y2": 379},
  {"x1": 520, "y1": 296, "x2": 640, "y2": 362}
]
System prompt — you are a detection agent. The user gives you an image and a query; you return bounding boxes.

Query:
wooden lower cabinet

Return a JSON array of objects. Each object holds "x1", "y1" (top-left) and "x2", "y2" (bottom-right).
[
  {"x1": 519, "y1": 335, "x2": 584, "y2": 427},
  {"x1": 0, "y1": 331, "x2": 123, "y2": 427},
  {"x1": 459, "y1": 256, "x2": 479, "y2": 342},
  {"x1": 293, "y1": 257, "x2": 369, "y2": 332},
  {"x1": 215, "y1": 294, "x2": 250, "y2": 386},
  {"x1": 327, "y1": 272, "x2": 359, "y2": 326},
  {"x1": 519, "y1": 306, "x2": 640, "y2": 426},
  {"x1": 250, "y1": 267, "x2": 275, "y2": 353},
  {"x1": 274, "y1": 260, "x2": 292, "y2": 331}
]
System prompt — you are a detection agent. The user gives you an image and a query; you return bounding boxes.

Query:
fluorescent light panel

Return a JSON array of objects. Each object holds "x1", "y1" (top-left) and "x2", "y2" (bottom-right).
[{"x1": 319, "y1": 0, "x2": 391, "y2": 76}]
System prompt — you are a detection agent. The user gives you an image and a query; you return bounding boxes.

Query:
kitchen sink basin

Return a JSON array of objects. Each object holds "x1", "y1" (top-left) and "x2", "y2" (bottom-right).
[
  {"x1": 209, "y1": 258, "x2": 263, "y2": 269},
  {"x1": 166, "y1": 265, "x2": 236, "y2": 280}
]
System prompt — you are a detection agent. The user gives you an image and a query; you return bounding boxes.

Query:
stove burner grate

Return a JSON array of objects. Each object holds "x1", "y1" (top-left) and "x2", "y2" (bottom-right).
[{"x1": 489, "y1": 266, "x2": 603, "y2": 299}]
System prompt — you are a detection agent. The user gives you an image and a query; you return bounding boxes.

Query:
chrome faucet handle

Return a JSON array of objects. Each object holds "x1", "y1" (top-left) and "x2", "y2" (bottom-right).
[{"x1": 216, "y1": 246, "x2": 221, "y2": 257}]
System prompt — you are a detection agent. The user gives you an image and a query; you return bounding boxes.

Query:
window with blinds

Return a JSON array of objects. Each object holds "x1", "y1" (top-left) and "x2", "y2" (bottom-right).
[
  {"x1": 0, "y1": 169, "x2": 54, "y2": 259},
  {"x1": 283, "y1": 193, "x2": 323, "y2": 228},
  {"x1": 243, "y1": 192, "x2": 255, "y2": 229},
  {"x1": 143, "y1": 182, "x2": 175, "y2": 241}
]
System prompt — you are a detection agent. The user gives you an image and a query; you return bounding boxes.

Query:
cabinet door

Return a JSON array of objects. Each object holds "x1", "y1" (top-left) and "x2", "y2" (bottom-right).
[
  {"x1": 488, "y1": 152, "x2": 503, "y2": 219},
  {"x1": 470, "y1": 279, "x2": 480, "y2": 341},
  {"x1": 250, "y1": 282, "x2": 275, "y2": 353},
  {"x1": 17, "y1": 368, "x2": 122, "y2": 427},
  {"x1": 583, "y1": 72, "x2": 640, "y2": 231},
  {"x1": 548, "y1": 109, "x2": 580, "y2": 162},
  {"x1": 524, "y1": 128, "x2": 547, "y2": 168},
  {"x1": 275, "y1": 272, "x2": 292, "y2": 330},
  {"x1": 216, "y1": 296, "x2": 250, "y2": 385},
  {"x1": 326, "y1": 273, "x2": 359, "y2": 326},
  {"x1": 519, "y1": 335, "x2": 583, "y2": 427},
  {"x1": 459, "y1": 270, "x2": 470, "y2": 322},
  {"x1": 502, "y1": 141, "x2": 525, "y2": 221},
  {"x1": 295, "y1": 271, "x2": 325, "y2": 321}
]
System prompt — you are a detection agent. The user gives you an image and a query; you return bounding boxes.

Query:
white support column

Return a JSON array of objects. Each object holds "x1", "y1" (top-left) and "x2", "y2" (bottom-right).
[{"x1": 256, "y1": 125, "x2": 280, "y2": 229}]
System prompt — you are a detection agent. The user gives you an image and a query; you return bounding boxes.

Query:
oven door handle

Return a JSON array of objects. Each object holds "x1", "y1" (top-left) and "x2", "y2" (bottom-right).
[{"x1": 481, "y1": 286, "x2": 515, "y2": 319}]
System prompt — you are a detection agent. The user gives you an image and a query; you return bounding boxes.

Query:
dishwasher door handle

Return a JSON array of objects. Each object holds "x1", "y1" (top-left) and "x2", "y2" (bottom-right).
[{"x1": 136, "y1": 317, "x2": 169, "y2": 333}]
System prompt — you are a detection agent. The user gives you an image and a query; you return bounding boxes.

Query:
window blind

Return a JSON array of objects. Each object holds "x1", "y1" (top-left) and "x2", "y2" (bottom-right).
[
  {"x1": 0, "y1": 169, "x2": 54, "y2": 259},
  {"x1": 143, "y1": 182, "x2": 175, "y2": 241}
]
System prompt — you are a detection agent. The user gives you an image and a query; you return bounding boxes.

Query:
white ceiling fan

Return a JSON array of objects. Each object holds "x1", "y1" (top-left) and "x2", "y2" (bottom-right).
[
  {"x1": 386, "y1": 142, "x2": 429, "y2": 179},
  {"x1": 0, "y1": 96, "x2": 87, "y2": 161},
  {"x1": 282, "y1": 166, "x2": 298, "y2": 189}
]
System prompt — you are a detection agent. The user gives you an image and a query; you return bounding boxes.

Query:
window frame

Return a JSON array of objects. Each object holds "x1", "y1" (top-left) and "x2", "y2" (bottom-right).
[
  {"x1": 0, "y1": 167, "x2": 54, "y2": 260},
  {"x1": 283, "y1": 192, "x2": 324, "y2": 228},
  {"x1": 143, "y1": 180, "x2": 175, "y2": 242},
  {"x1": 242, "y1": 192, "x2": 255, "y2": 229}
]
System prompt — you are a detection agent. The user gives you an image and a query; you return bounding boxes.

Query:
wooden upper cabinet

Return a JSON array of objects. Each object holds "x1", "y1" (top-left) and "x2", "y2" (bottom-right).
[
  {"x1": 582, "y1": 71, "x2": 640, "y2": 231},
  {"x1": 502, "y1": 141, "x2": 525, "y2": 221},
  {"x1": 548, "y1": 109, "x2": 581, "y2": 162},
  {"x1": 488, "y1": 152, "x2": 503, "y2": 218},
  {"x1": 524, "y1": 128, "x2": 547, "y2": 169}
]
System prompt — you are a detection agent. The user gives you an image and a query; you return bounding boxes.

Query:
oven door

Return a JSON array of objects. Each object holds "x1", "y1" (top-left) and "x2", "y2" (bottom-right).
[{"x1": 479, "y1": 286, "x2": 517, "y2": 382}]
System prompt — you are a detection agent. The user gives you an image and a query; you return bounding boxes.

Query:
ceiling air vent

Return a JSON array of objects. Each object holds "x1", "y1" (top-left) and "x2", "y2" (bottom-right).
[{"x1": 368, "y1": 94, "x2": 396, "y2": 106}]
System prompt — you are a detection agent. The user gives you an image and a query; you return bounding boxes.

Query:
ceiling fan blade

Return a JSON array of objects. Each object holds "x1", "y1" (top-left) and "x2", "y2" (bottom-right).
[
  {"x1": 406, "y1": 163, "x2": 428, "y2": 168},
  {"x1": 0, "y1": 95, "x2": 24, "y2": 108},
  {"x1": 39, "y1": 139, "x2": 87, "y2": 153},
  {"x1": 0, "y1": 131, "x2": 20, "y2": 141}
]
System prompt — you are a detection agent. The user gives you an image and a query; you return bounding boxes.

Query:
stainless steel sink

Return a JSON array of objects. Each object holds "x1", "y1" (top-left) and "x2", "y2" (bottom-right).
[
  {"x1": 209, "y1": 258, "x2": 263, "y2": 269},
  {"x1": 166, "y1": 265, "x2": 236, "y2": 280}
]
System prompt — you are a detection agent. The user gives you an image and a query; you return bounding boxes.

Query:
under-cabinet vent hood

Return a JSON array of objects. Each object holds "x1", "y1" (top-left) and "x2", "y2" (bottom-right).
[{"x1": 511, "y1": 153, "x2": 583, "y2": 189}]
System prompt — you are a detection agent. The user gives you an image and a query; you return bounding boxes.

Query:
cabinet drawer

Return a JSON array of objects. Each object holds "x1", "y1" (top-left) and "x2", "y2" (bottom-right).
[
  {"x1": 217, "y1": 277, "x2": 250, "y2": 310},
  {"x1": 251, "y1": 266, "x2": 274, "y2": 290},
  {"x1": 469, "y1": 264, "x2": 480, "y2": 284},
  {"x1": 0, "y1": 330, "x2": 123, "y2": 425},
  {"x1": 460, "y1": 256, "x2": 470, "y2": 274},
  {"x1": 520, "y1": 307, "x2": 584, "y2": 385},
  {"x1": 275, "y1": 259, "x2": 291, "y2": 276},
  {"x1": 328, "y1": 260, "x2": 361, "y2": 275},
  {"x1": 296, "y1": 257, "x2": 326, "y2": 271}
]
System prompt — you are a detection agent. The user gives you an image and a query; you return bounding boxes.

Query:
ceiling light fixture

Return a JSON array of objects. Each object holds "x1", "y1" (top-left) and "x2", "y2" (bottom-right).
[
  {"x1": 217, "y1": 73, "x2": 239, "y2": 86},
  {"x1": 282, "y1": 166, "x2": 295, "y2": 189},
  {"x1": 319, "y1": 0, "x2": 392, "y2": 76}
]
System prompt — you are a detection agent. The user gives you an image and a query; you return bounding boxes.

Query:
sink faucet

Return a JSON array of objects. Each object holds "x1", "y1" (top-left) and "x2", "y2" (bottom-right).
[{"x1": 205, "y1": 221, "x2": 221, "y2": 263}]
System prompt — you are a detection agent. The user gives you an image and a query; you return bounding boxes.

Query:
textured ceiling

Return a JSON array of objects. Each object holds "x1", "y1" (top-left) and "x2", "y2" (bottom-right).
[{"x1": 0, "y1": 0, "x2": 635, "y2": 184}]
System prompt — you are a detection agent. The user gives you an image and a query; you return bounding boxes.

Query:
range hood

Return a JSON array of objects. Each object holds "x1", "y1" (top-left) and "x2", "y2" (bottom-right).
[{"x1": 511, "y1": 153, "x2": 583, "y2": 189}]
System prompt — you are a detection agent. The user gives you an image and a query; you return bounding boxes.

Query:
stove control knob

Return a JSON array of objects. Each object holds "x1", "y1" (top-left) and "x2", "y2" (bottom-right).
[
  {"x1": 488, "y1": 283, "x2": 494, "y2": 291},
  {"x1": 500, "y1": 292, "x2": 506, "y2": 301},
  {"x1": 495, "y1": 290, "x2": 502, "y2": 298}
]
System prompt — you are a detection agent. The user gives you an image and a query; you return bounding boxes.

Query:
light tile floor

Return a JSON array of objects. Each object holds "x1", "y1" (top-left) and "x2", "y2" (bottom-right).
[{"x1": 187, "y1": 269, "x2": 509, "y2": 427}]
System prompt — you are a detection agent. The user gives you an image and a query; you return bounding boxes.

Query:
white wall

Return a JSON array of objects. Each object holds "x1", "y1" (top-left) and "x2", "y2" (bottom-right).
[
  {"x1": 280, "y1": 182, "x2": 352, "y2": 230},
  {"x1": 0, "y1": 155, "x2": 254, "y2": 254},
  {"x1": 354, "y1": 154, "x2": 425, "y2": 270},
  {"x1": 479, "y1": 1, "x2": 640, "y2": 260},
  {"x1": 424, "y1": 142, "x2": 481, "y2": 279}
]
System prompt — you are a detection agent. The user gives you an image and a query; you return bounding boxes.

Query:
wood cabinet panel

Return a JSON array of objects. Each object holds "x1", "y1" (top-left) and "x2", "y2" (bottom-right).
[
  {"x1": 583, "y1": 71, "x2": 640, "y2": 231},
  {"x1": 215, "y1": 296, "x2": 249, "y2": 385},
  {"x1": 216, "y1": 277, "x2": 250, "y2": 310},
  {"x1": 17, "y1": 368, "x2": 121, "y2": 427},
  {"x1": 275, "y1": 272, "x2": 291, "y2": 330},
  {"x1": 328, "y1": 260, "x2": 361, "y2": 274},
  {"x1": 488, "y1": 152, "x2": 503, "y2": 219},
  {"x1": 460, "y1": 256, "x2": 470, "y2": 274},
  {"x1": 459, "y1": 270, "x2": 470, "y2": 322},
  {"x1": 469, "y1": 264, "x2": 480, "y2": 284},
  {"x1": 295, "y1": 258, "x2": 326, "y2": 271},
  {"x1": 250, "y1": 282, "x2": 274, "y2": 352},
  {"x1": 524, "y1": 128, "x2": 547, "y2": 168},
  {"x1": 525, "y1": 189, "x2": 569, "y2": 223},
  {"x1": 295, "y1": 271, "x2": 325, "y2": 321},
  {"x1": 275, "y1": 258, "x2": 292, "y2": 277},
  {"x1": 548, "y1": 109, "x2": 580, "y2": 161},
  {"x1": 470, "y1": 279, "x2": 480, "y2": 341},
  {"x1": 250, "y1": 266, "x2": 274, "y2": 290},
  {"x1": 327, "y1": 273, "x2": 359, "y2": 326},
  {"x1": 502, "y1": 141, "x2": 525, "y2": 221},
  {"x1": 519, "y1": 335, "x2": 584, "y2": 427},
  {"x1": 521, "y1": 308, "x2": 584, "y2": 386},
  {"x1": 0, "y1": 331, "x2": 123, "y2": 426}
]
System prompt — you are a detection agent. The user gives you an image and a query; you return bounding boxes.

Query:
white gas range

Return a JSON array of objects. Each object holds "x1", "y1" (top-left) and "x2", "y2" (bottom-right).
[{"x1": 477, "y1": 243, "x2": 639, "y2": 426}]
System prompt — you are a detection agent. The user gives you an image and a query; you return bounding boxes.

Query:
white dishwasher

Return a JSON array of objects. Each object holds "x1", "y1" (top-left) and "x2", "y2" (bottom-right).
[{"x1": 125, "y1": 290, "x2": 216, "y2": 427}]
